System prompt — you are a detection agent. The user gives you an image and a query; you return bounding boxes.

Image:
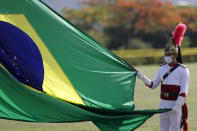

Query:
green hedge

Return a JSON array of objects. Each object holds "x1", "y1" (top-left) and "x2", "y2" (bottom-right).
[{"x1": 112, "y1": 48, "x2": 197, "y2": 65}]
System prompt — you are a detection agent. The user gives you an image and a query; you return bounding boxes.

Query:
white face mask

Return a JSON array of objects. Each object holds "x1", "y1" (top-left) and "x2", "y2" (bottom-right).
[{"x1": 164, "y1": 56, "x2": 173, "y2": 64}]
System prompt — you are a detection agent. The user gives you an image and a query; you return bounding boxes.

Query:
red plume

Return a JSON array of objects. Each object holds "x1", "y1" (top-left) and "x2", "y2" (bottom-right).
[{"x1": 172, "y1": 22, "x2": 187, "y2": 46}]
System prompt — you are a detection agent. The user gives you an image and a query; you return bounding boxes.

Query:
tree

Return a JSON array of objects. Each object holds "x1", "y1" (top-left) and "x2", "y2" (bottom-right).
[
  {"x1": 62, "y1": 0, "x2": 112, "y2": 47},
  {"x1": 177, "y1": 6, "x2": 197, "y2": 47},
  {"x1": 105, "y1": 0, "x2": 184, "y2": 49},
  {"x1": 62, "y1": 0, "x2": 197, "y2": 49}
]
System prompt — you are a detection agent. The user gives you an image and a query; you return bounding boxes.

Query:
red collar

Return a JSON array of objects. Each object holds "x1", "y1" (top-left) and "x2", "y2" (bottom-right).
[{"x1": 168, "y1": 62, "x2": 178, "y2": 67}]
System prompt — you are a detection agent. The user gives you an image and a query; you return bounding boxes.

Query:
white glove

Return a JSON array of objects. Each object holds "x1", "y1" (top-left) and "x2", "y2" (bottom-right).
[
  {"x1": 137, "y1": 71, "x2": 144, "y2": 79},
  {"x1": 137, "y1": 71, "x2": 152, "y2": 86},
  {"x1": 172, "y1": 96, "x2": 186, "y2": 112}
]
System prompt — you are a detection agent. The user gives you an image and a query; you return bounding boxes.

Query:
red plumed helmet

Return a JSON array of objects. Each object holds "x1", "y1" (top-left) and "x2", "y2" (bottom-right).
[
  {"x1": 164, "y1": 22, "x2": 187, "y2": 64},
  {"x1": 172, "y1": 22, "x2": 187, "y2": 47}
]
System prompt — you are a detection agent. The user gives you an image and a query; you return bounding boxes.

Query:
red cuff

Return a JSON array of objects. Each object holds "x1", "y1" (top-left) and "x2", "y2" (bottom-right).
[
  {"x1": 146, "y1": 81, "x2": 153, "y2": 88},
  {"x1": 179, "y1": 93, "x2": 186, "y2": 98}
]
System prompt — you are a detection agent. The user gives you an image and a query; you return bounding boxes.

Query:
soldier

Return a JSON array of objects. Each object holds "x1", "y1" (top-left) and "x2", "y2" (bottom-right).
[{"x1": 137, "y1": 23, "x2": 189, "y2": 131}]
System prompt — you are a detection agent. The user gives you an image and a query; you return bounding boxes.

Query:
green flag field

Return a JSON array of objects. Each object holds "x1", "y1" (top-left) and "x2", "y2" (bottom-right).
[
  {"x1": 0, "y1": 1, "x2": 168, "y2": 130},
  {"x1": 0, "y1": 62, "x2": 196, "y2": 131}
]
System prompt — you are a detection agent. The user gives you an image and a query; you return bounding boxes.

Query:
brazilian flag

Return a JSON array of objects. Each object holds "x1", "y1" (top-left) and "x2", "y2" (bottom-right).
[{"x1": 0, "y1": 0, "x2": 167, "y2": 130}]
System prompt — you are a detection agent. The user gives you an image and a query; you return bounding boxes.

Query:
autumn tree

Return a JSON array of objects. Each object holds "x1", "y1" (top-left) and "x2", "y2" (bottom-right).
[
  {"x1": 62, "y1": 0, "x2": 197, "y2": 49},
  {"x1": 62, "y1": 0, "x2": 112, "y2": 47},
  {"x1": 103, "y1": 0, "x2": 184, "y2": 49},
  {"x1": 177, "y1": 6, "x2": 197, "y2": 47}
]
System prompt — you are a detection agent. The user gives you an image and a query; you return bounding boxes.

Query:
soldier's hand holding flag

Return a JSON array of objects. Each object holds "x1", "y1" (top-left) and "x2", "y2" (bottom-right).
[{"x1": 137, "y1": 71, "x2": 152, "y2": 87}]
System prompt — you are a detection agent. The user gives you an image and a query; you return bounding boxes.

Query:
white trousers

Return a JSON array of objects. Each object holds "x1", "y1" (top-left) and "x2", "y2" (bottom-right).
[{"x1": 160, "y1": 109, "x2": 182, "y2": 131}]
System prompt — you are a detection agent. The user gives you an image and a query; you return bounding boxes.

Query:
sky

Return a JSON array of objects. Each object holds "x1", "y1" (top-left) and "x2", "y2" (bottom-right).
[
  {"x1": 42, "y1": 0, "x2": 197, "y2": 14},
  {"x1": 41, "y1": 0, "x2": 80, "y2": 13},
  {"x1": 164, "y1": 0, "x2": 197, "y2": 6}
]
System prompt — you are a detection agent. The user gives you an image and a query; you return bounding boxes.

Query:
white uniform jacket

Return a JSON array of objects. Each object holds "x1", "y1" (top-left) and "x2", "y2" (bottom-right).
[{"x1": 148, "y1": 63, "x2": 190, "y2": 109}]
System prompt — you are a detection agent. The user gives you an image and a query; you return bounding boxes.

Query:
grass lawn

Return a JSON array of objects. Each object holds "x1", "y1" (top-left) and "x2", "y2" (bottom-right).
[{"x1": 0, "y1": 63, "x2": 196, "y2": 131}]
